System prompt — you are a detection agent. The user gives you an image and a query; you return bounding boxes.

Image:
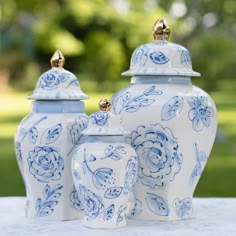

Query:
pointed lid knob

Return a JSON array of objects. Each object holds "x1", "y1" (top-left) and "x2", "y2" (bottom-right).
[
  {"x1": 28, "y1": 50, "x2": 89, "y2": 100},
  {"x1": 50, "y1": 50, "x2": 65, "y2": 68},
  {"x1": 152, "y1": 18, "x2": 170, "y2": 41}
]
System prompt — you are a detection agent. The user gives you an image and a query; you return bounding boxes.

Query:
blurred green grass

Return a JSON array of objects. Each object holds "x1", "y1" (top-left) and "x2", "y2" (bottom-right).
[{"x1": 0, "y1": 80, "x2": 236, "y2": 197}]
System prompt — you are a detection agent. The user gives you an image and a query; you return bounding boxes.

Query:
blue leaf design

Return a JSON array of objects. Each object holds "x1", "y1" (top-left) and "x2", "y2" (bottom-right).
[
  {"x1": 36, "y1": 184, "x2": 63, "y2": 217},
  {"x1": 103, "y1": 145, "x2": 126, "y2": 160},
  {"x1": 104, "y1": 187, "x2": 123, "y2": 199},
  {"x1": 45, "y1": 124, "x2": 62, "y2": 144},
  {"x1": 145, "y1": 192, "x2": 169, "y2": 216},
  {"x1": 72, "y1": 169, "x2": 81, "y2": 180},
  {"x1": 161, "y1": 96, "x2": 184, "y2": 121},
  {"x1": 29, "y1": 127, "x2": 38, "y2": 144},
  {"x1": 92, "y1": 168, "x2": 114, "y2": 190},
  {"x1": 116, "y1": 86, "x2": 162, "y2": 114},
  {"x1": 143, "y1": 86, "x2": 162, "y2": 96},
  {"x1": 104, "y1": 204, "x2": 115, "y2": 220},
  {"x1": 120, "y1": 92, "x2": 131, "y2": 106},
  {"x1": 149, "y1": 51, "x2": 169, "y2": 64}
]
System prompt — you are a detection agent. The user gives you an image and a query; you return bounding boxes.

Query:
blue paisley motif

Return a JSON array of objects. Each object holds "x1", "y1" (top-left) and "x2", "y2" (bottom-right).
[
  {"x1": 44, "y1": 123, "x2": 62, "y2": 144},
  {"x1": 29, "y1": 127, "x2": 38, "y2": 144},
  {"x1": 161, "y1": 96, "x2": 184, "y2": 121},
  {"x1": 28, "y1": 146, "x2": 64, "y2": 183},
  {"x1": 79, "y1": 184, "x2": 104, "y2": 219},
  {"x1": 126, "y1": 123, "x2": 183, "y2": 189},
  {"x1": 104, "y1": 204, "x2": 115, "y2": 221},
  {"x1": 104, "y1": 187, "x2": 123, "y2": 199},
  {"x1": 186, "y1": 95, "x2": 214, "y2": 132},
  {"x1": 149, "y1": 51, "x2": 169, "y2": 64},
  {"x1": 174, "y1": 198, "x2": 193, "y2": 219},
  {"x1": 36, "y1": 184, "x2": 63, "y2": 217},
  {"x1": 181, "y1": 50, "x2": 192, "y2": 65},
  {"x1": 145, "y1": 192, "x2": 169, "y2": 216}
]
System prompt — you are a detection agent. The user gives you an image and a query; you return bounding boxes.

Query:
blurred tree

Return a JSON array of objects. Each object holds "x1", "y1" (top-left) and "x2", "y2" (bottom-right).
[{"x1": 0, "y1": 0, "x2": 235, "y2": 91}]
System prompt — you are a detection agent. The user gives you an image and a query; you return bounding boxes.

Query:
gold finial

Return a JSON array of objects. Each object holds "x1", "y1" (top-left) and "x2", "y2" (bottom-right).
[
  {"x1": 99, "y1": 98, "x2": 111, "y2": 112},
  {"x1": 50, "y1": 50, "x2": 65, "y2": 68},
  {"x1": 152, "y1": 18, "x2": 170, "y2": 41}
]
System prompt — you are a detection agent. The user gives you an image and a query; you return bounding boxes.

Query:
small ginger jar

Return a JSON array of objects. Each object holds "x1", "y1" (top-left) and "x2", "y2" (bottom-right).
[
  {"x1": 14, "y1": 50, "x2": 89, "y2": 220},
  {"x1": 111, "y1": 19, "x2": 217, "y2": 221},
  {"x1": 71, "y1": 99, "x2": 138, "y2": 229}
]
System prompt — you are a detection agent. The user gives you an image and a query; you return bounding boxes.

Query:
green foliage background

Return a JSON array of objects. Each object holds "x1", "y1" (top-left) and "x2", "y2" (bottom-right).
[{"x1": 0, "y1": 0, "x2": 236, "y2": 196}]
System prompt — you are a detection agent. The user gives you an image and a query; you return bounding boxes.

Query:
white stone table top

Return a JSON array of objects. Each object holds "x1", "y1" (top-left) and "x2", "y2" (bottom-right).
[{"x1": 0, "y1": 197, "x2": 235, "y2": 236}]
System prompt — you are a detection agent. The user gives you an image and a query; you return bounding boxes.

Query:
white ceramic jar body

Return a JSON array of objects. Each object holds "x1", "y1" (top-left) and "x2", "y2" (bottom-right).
[
  {"x1": 112, "y1": 76, "x2": 217, "y2": 221},
  {"x1": 71, "y1": 137, "x2": 138, "y2": 228},
  {"x1": 15, "y1": 101, "x2": 88, "y2": 220}
]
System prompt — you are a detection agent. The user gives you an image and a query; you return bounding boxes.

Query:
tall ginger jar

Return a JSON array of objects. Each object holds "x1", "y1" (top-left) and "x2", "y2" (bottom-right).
[
  {"x1": 111, "y1": 19, "x2": 217, "y2": 221},
  {"x1": 14, "y1": 50, "x2": 89, "y2": 220}
]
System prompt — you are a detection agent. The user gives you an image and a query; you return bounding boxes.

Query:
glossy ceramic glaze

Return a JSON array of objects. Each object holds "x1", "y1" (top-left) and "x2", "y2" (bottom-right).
[
  {"x1": 71, "y1": 105, "x2": 138, "y2": 228},
  {"x1": 111, "y1": 19, "x2": 217, "y2": 221},
  {"x1": 14, "y1": 51, "x2": 89, "y2": 220}
]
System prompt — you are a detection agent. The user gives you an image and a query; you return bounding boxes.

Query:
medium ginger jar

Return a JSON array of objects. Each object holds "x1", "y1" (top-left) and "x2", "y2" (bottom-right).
[
  {"x1": 71, "y1": 99, "x2": 138, "y2": 228},
  {"x1": 111, "y1": 19, "x2": 217, "y2": 221},
  {"x1": 14, "y1": 51, "x2": 89, "y2": 220}
]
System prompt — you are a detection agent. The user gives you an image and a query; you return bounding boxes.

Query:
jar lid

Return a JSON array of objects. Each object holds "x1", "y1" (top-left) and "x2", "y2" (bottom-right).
[
  {"x1": 122, "y1": 18, "x2": 200, "y2": 77},
  {"x1": 82, "y1": 99, "x2": 129, "y2": 136},
  {"x1": 28, "y1": 50, "x2": 89, "y2": 100}
]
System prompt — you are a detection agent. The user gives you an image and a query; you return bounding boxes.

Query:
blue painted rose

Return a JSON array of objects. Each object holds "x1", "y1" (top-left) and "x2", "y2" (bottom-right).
[
  {"x1": 79, "y1": 185, "x2": 104, "y2": 219},
  {"x1": 126, "y1": 123, "x2": 183, "y2": 189},
  {"x1": 90, "y1": 111, "x2": 109, "y2": 126},
  {"x1": 28, "y1": 146, "x2": 64, "y2": 182},
  {"x1": 39, "y1": 71, "x2": 60, "y2": 89}
]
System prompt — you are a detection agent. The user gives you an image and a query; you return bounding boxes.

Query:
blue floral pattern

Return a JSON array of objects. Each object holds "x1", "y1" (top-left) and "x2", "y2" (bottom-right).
[
  {"x1": 129, "y1": 199, "x2": 142, "y2": 217},
  {"x1": 161, "y1": 96, "x2": 184, "y2": 121},
  {"x1": 103, "y1": 145, "x2": 126, "y2": 160},
  {"x1": 36, "y1": 184, "x2": 63, "y2": 217},
  {"x1": 126, "y1": 123, "x2": 183, "y2": 189},
  {"x1": 123, "y1": 156, "x2": 138, "y2": 194},
  {"x1": 83, "y1": 149, "x2": 115, "y2": 190},
  {"x1": 44, "y1": 123, "x2": 62, "y2": 144},
  {"x1": 29, "y1": 127, "x2": 38, "y2": 144},
  {"x1": 104, "y1": 204, "x2": 115, "y2": 221},
  {"x1": 104, "y1": 187, "x2": 123, "y2": 199},
  {"x1": 190, "y1": 143, "x2": 208, "y2": 183},
  {"x1": 131, "y1": 45, "x2": 149, "y2": 66},
  {"x1": 90, "y1": 111, "x2": 109, "y2": 126},
  {"x1": 70, "y1": 116, "x2": 88, "y2": 145},
  {"x1": 116, "y1": 205, "x2": 125, "y2": 226},
  {"x1": 149, "y1": 51, "x2": 169, "y2": 64},
  {"x1": 145, "y1": 192, "x2": 169, "y2": 216},
  {"x1": 181, "y1": 50, "x2": 192, "y2": 65},
  {"x1": 38, "y1": 70, "x2": 69, "y2": 89},
  {"x1": 186, "y1": 95, "x2": 214, "y2": 132},
  {"x1": 174, "y1": 197, "x2": 193, "y2": 219},
  {"x1": 113, "y1": 86, "x2": 162, "y2": 115},
  {"x1": 28, "y1": 146, "x2": 64, "y2": 183},
  {"x1": 70, "y1": 186, "x2": 83, "y2": 211},
  {"x1": 79, "y1": 184, "x2": 104, "y2": 219},
  {"x1": 15, "y1": 141, "x2": 22, "y2": 162}
]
